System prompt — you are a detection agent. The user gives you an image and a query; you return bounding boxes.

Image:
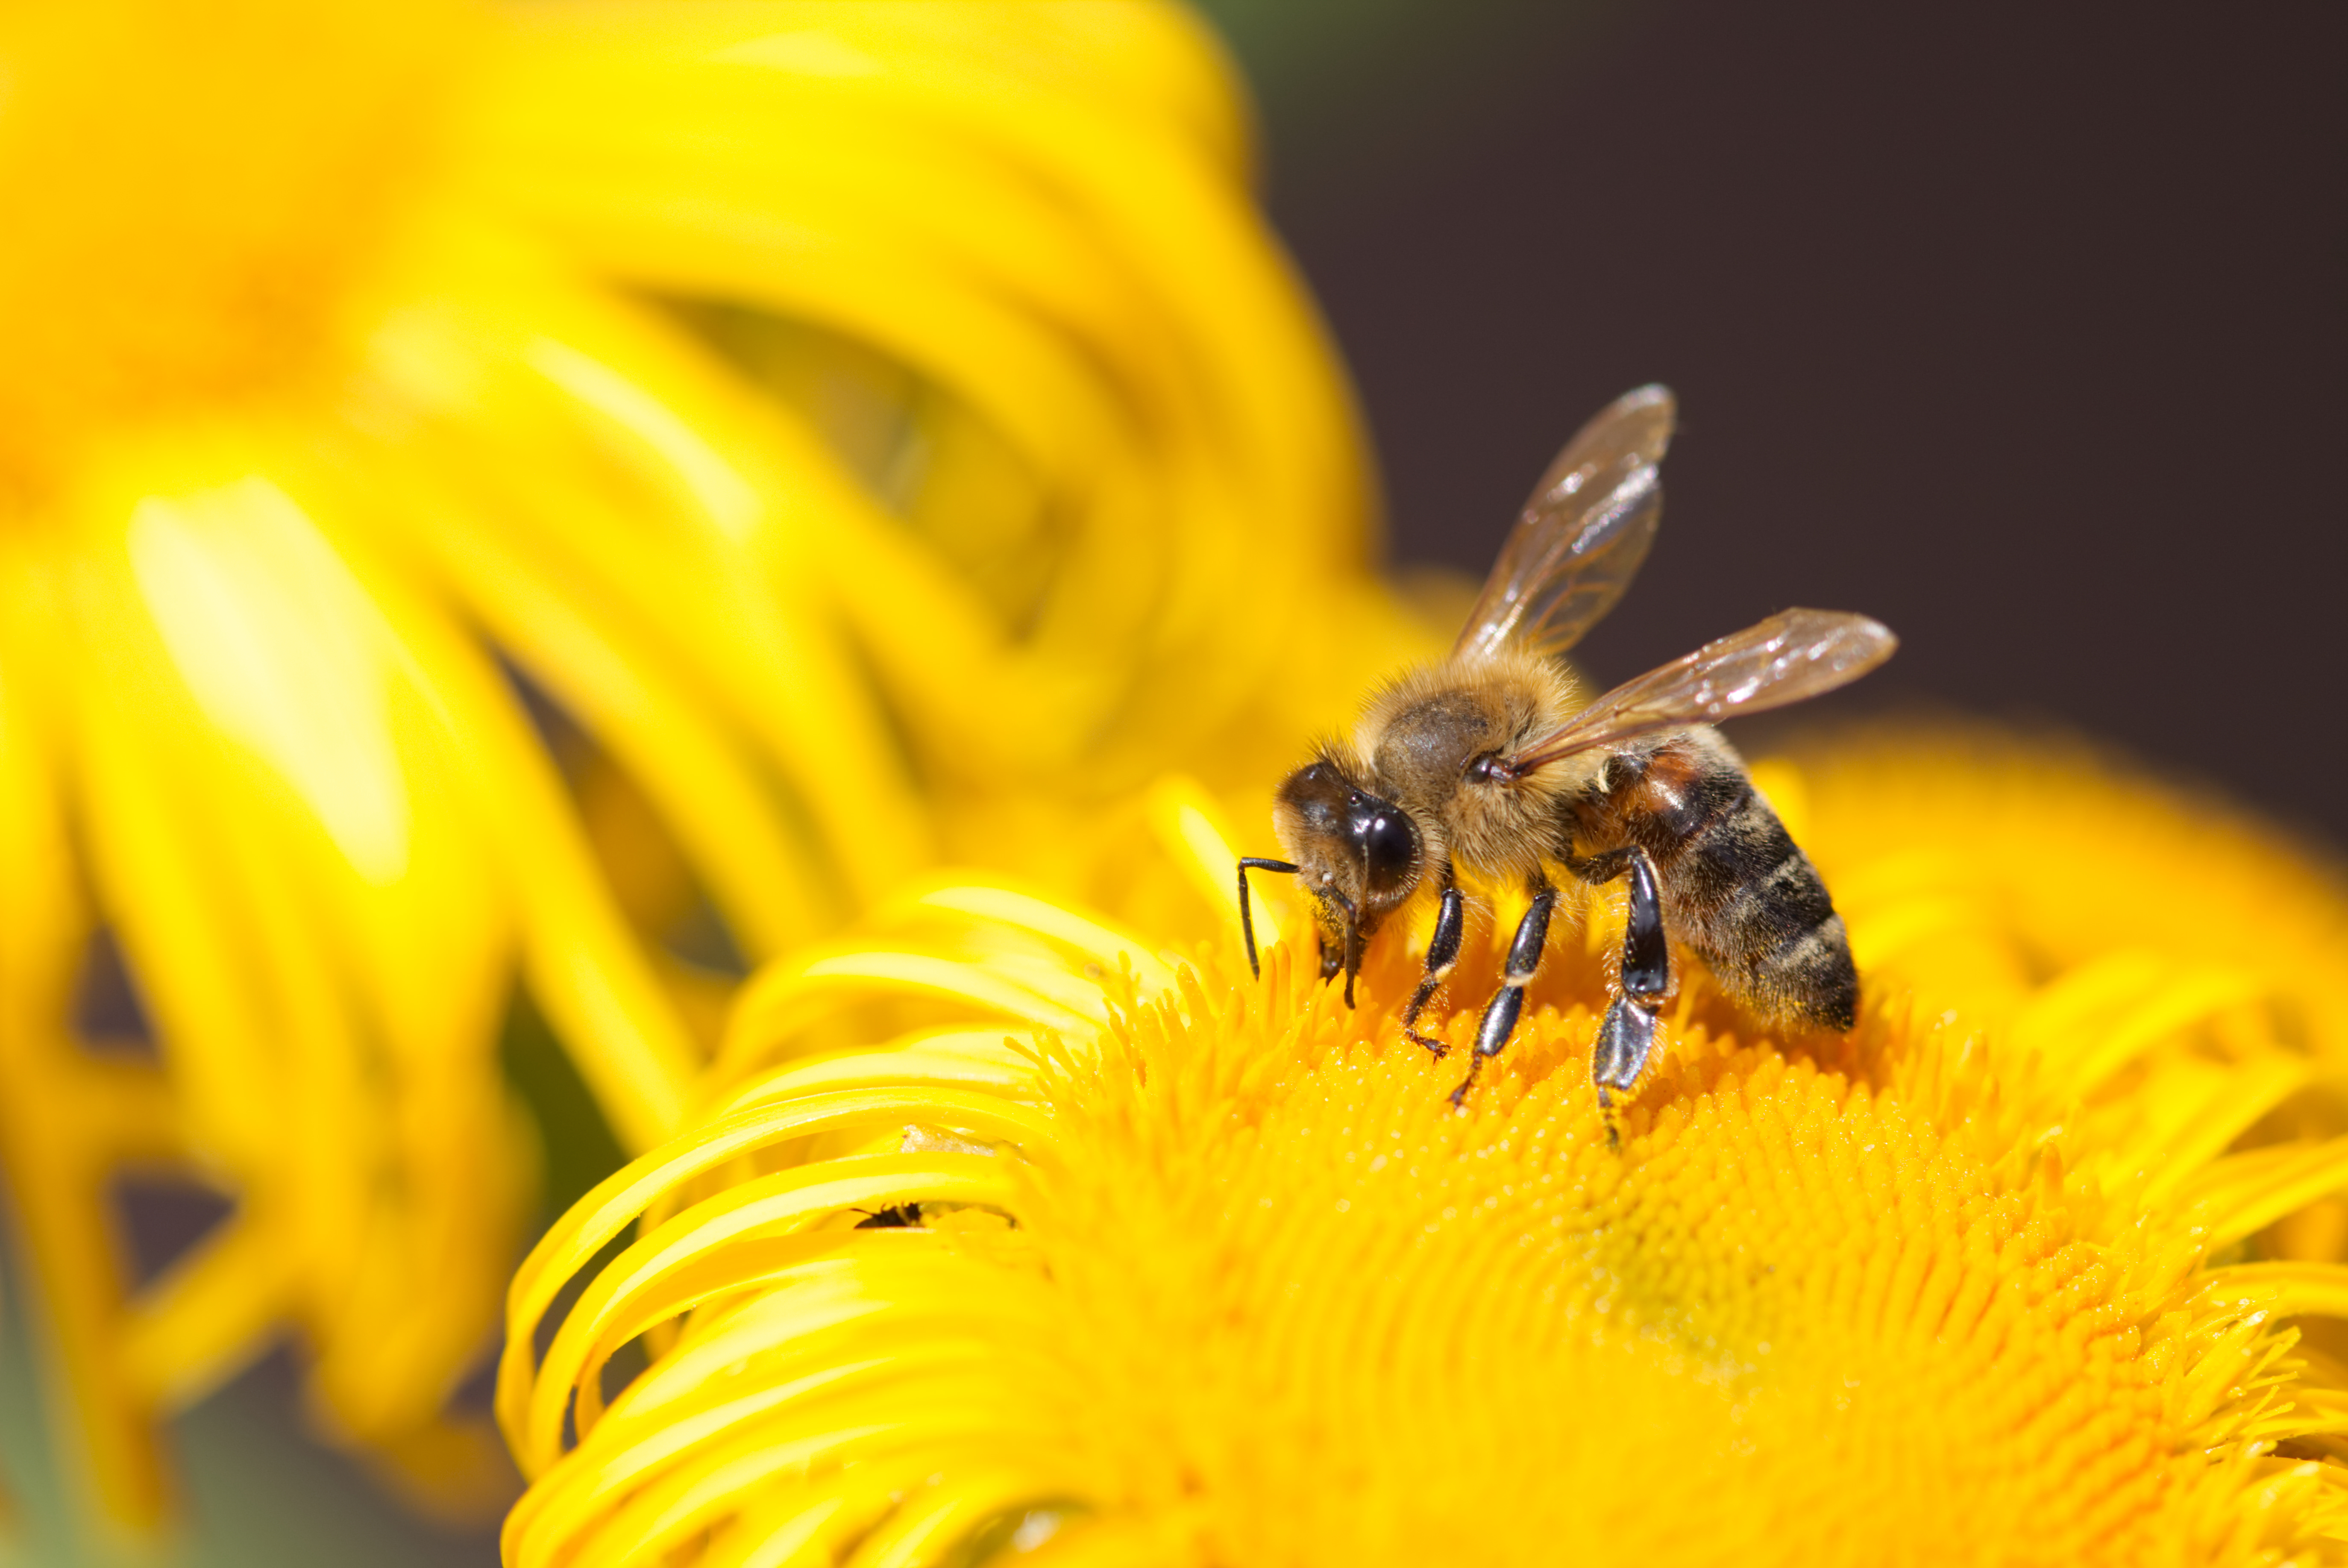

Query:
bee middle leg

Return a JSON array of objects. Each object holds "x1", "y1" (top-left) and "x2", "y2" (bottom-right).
[
  {"x1": 1400, "y1": 870, "x2": 1465, "y2": 1057},
  {"x1": 1449, "y1": 875, "x2": 1556, "y2": 1108},
  {"x1": 1564, "y1": 846, "x2": 1670, "y2": 1112}
]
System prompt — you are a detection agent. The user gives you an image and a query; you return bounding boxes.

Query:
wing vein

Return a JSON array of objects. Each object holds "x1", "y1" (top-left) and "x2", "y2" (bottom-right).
[
  {"x1": 1453, "y1": 385, "x2": 1676, "y2": 663},
  {"x1": 1503, "y1": 610, "x2": 1899, "y2": 775}
]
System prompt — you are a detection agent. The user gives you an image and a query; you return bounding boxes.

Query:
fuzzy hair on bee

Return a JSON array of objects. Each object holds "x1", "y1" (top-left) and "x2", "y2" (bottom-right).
[
  {"x1": 1241, "y1": 385, "x2": 1896, "y2": 1117},
  {"x1": 1564, "y1": 724, "x2": 1857, "y2": 1033}
]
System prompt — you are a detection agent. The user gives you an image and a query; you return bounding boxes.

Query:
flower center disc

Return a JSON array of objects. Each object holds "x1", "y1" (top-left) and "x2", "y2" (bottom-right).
[{"x1": 1028, "y1": 972, "x2": 2169, "y2": 1565}]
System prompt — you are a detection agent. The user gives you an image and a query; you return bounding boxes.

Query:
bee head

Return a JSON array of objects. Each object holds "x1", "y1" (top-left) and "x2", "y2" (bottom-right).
[{"x1": 1272, "y1": 758, "x2": 1422, "y2": 943}]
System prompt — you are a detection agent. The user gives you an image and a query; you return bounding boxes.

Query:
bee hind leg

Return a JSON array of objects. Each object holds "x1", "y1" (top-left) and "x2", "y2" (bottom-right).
[
  {"x1": 1567, "y1": 846, "x2": 1671, "y2": 1130},
  {"x1": 1401, "y1": 873, "x2": 1465, "y2": 1058},
  {"x1": 1450, "y1": 876, "x2": 1556, "y2": 1108}
]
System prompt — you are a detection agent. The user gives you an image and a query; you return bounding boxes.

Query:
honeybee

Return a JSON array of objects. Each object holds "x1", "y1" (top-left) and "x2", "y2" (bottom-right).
[{"x1": 1238, "y1": 386, "x2": 1896, "y2": 1113}]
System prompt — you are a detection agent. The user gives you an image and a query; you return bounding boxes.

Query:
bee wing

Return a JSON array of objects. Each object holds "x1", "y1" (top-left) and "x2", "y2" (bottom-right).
[
  {"x1": 1453, "y1": 384, "x2": 1677, "y2": 663},
  {"x1": 1503, "y1": 610, "x2": 1898, "y2": 773}
]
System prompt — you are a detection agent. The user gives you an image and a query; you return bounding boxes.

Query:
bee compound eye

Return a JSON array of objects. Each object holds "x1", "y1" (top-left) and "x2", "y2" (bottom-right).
[{"x1": 1357, "y1": 807, "x2": 1418, "y2": 895}]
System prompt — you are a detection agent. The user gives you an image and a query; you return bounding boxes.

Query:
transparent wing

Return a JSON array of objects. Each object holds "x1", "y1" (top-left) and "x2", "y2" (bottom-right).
[
  {"x1": 1502, "y1": 610, "x2": 1898, "y2": 774},
  {"x1": 1453, "y1": 384, "x2": 1677, "y2": 663}
]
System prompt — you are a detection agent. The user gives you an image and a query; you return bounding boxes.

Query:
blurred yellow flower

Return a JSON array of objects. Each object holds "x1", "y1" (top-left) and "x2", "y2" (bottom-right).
[
  {"x1": 500, "y1": 736, "x2": 2348, "y2": 1567},
  {"x1": 0, "y1": 0, "x2": 1407, "y2": 1530}
]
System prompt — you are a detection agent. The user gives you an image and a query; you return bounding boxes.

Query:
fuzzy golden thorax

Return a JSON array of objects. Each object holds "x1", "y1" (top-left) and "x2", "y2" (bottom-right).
[{"x1": 1355, "y1": 648, "x2": 1591, "y2": 885}]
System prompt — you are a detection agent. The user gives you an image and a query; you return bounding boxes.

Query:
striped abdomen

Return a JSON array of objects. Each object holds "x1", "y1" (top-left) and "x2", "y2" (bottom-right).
[{"x1": 1567, "y1": 725, "x2": 1857, "y2": 1031}]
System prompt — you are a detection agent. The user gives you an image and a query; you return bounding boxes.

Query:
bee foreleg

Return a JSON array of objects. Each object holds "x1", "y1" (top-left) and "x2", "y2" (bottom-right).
[
  {"x1": 1402, "y1": 871, "x2": 1465, "y2": 1057},
  {"x1": 1236, "y1": 857, "x2": 1300, "y2": 979},
  {"x1": 1317, "y1": 934, "x2": 1344, "y2": 983},
  {"x1": 1566, "y1": 846, "x2": 1671, "y2": 1112},
  {"x1": 1308, "y1": 885, "x2": 1362, "y2": 1002},
  {"x1": 1341, "y1": 896, "x2": 1364, "y2": 1009},
  {"x1": 1450, "y1": 877, "x2": 1556, "y2": 1108}
]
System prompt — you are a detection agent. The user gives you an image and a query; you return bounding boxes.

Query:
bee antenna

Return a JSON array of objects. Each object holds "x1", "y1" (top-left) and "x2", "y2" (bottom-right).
[{"x1": 1236, "y1": 857, "x2": 1300, "y2": 979}]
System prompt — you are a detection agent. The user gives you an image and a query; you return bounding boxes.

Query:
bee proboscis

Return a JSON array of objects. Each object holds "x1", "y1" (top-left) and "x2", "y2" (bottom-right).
[{"x1": 1239, "y1": 385, "x2": 1896, "y2": 1115}]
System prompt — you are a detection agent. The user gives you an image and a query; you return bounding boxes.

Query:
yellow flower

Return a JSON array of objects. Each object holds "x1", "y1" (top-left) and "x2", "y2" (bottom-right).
[
  {"x1": 499, "y1": 735, "x2": 2348, "y2": 1566},
  {"x1": 0, "y1": 0, "x2": 1400, "y2": 1528}
]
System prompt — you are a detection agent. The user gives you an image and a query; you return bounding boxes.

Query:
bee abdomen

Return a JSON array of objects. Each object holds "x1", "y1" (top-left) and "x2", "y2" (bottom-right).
[
  {"x1": 1755, "y1": 913, "x2": 1860, "y2": 1031},
  {"x1": 1673, "y1": 783, "x2": 1858, "y2": 1033}
]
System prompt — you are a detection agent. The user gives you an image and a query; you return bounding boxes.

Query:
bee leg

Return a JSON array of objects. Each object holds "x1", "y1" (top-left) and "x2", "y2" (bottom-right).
[
  {"x1": 1567, "y1": 847, "x2": 1671, "y2": 1120},
  {"x1": 1236, "y1": 857, "x2": 1299, "y2": 978},
  {"x1": 1401, "y1": 873, "x2": 1465, "y2": 1057},
  {"x1": 1317, "y1": 934, "x2": 1343, "y2": 983},
  {"x1": 1341, "y1": 897, "x2": 1364, "y2": 1009},
  {"x1": 1450, "y1": 877, "x2": 1556, "y2": 1108},
  {"x1": 1300, "y1": 886, "x2": 1364, "y2": 1001},
  {"x1": 1593, "y1": 1003, "x2": 1659, "y2": 1148}
]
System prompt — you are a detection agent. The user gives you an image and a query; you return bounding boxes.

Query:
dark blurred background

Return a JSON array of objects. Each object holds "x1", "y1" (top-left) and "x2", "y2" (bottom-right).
[{"x1": 1204, "y1": 0, "x2": 2348, "y2": 847}]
